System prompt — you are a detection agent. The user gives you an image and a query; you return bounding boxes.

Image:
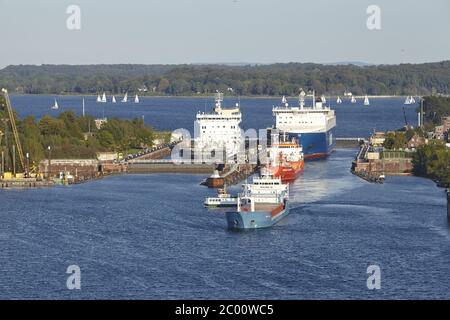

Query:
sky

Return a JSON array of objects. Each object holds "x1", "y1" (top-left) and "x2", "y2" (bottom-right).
[{"x1": 0, "y1": 0, "x2": 449, "y2": 68}]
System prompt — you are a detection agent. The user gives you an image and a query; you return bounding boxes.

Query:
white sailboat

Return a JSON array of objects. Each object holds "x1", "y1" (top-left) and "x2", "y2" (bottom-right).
[
  {"x1": 320, "y1": 95, "x2": 326, "y2": 103},
  {"x1": 364, "y1": 95, "x2": 370, "y2": 106},
  {"x1": 82, "y1": 98, "x2": 85, "y2": 117},
  {"x1": 351, "y1": 96, "x2": 357, "y2": 103},
  {"x1": 121, "y1": 92, "x2": 128, "y2": 103},
  {"x1": 404, "y1": 96, "x2": 412, "y2": 105},
  {"x1": 336, "y1": 96, "x2": 342, "y2": 104},
  {"x1": 51, "y1": 99, "x2": 59, "y2": 110},
  {"x1": 112, "y1": 95, "x2": 116, "y2": 103},
  {"x1": 134, "y1": 94, "x2": 139, "y2": 103},
  {"x1": 96, "y1": 94, "x2": 101, "y2": 102},
  {"x1": 405, "y1": 96, "x2": 416, "y2": 104},
  {"x1": 101, "y1": 92, "x2": 107, "y2": 103}
]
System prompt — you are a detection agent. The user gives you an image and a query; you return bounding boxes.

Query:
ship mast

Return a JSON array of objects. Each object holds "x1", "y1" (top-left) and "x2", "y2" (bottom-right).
[
  {"x1": 299, "y1": 89, "x2": 306, "y2": 110},
  {"x1": 214, "y1": 91, "x2": 223, "y2": 113}
]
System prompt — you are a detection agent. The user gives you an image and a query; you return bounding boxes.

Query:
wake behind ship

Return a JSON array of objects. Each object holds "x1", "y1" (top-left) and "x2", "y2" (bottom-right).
[
  {"x1": 226, "y1": 175, "x2": 289, "y2": 230},
  {"x1": 273, "y1": 91, "x2": 336, "y2": 159}
]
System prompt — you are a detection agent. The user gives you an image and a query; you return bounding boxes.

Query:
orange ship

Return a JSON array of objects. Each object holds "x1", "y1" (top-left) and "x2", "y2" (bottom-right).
[{"x1": 267, "y1": 139, "x2": 304, "y2": 182}]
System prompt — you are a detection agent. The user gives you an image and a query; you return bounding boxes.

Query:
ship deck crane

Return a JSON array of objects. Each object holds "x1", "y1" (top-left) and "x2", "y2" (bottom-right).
[{"x1": 1, "y1": 88, "x2": 25, "y2": 173}]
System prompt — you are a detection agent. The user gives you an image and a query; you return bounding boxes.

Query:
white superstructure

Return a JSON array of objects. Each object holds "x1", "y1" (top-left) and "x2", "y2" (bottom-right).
[
  {"x1": 194, "y1": 92, "x2": 242, "y2": 158},
  {"x1": 272, "y1": 91, "x2": 336, "y2": 134},
  {"x1": 240, "y1": 174, "x2": 289, "y2": 205}
]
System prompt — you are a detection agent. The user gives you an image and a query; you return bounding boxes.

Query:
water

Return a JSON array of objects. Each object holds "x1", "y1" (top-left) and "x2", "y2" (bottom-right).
[
  {"x1": 9, "y1": 95, "x2": 419, "y2": 137},
  {"x1": 1, "y1": 95, "x2": 449, "y2": 299}
]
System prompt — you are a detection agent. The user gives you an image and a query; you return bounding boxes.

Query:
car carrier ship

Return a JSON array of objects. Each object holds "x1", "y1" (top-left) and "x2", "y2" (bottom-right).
[{"x1": 273, "y1": 90, "x2": 336, "y2": 159}]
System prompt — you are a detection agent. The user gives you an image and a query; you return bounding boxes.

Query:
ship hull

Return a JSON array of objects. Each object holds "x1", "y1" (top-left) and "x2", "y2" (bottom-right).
[
  {"x1": 271, "y1": 161, "x2": 304, "y2": 182},
  {"x1": 288, "y1": 130, "x2": 335, "y2": 160},
  {"x1": 226, "y1": 203, "x2": 289, "y2": 230}
]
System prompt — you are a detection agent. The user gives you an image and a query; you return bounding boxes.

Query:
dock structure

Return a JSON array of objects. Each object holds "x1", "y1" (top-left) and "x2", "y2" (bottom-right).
[
  {"x1": 127, "y1": 159, "x2": 215, "y2": 174},
  {"x1": 203, "y1": 164, "x2": 257, "y2": 188},
  {"x1": 351, "y1": 133, "x2": 414, "y2": 183},
  {"x1": 123, "y1": 141, "x2": 180, "y2": 162},
  {"x1": 336, "y1": 137, "x2": 366, "y2": 148},
  {"x1": 1, "y1": 178, "x2": 55, "y2": 189}
]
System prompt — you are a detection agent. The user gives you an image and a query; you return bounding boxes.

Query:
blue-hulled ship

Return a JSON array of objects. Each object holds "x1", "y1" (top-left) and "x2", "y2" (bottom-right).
[
  {"x1": 273, "y1": 90, "x2": 336, "y2": 159},
  {"x1": 226, "y1": 175, "x2": 289, "y2": 230}
]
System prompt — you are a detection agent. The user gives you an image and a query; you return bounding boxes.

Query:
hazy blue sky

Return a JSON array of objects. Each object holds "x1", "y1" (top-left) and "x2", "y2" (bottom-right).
[{"x1": 0, "y1": 0, "x2": 449, "y2": 68}]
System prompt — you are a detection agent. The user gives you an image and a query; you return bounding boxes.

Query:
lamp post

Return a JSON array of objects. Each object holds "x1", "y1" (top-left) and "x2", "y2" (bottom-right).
[{"x1": 47, "y1": 146, "x2": 51, "y2": 181}]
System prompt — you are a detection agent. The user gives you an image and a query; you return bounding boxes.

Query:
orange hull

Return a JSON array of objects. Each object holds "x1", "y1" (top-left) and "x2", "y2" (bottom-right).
[{"x1": 270, "y1": 160, "x2": 304, "y2": 182}]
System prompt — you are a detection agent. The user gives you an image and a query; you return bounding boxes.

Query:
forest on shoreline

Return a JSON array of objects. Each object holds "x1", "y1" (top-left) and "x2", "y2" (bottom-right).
[
  {"x1": 1, "y1": 61, "x2": 450, "y2": 97},
  {"x1": 0, "y1": 94, "x2": 169, "y2": 170}
]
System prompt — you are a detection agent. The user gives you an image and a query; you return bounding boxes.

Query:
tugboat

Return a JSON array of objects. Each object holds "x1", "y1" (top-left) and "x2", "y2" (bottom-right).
[{"x1": 225, "y1": 174, "x2": 289, "y2": 230}]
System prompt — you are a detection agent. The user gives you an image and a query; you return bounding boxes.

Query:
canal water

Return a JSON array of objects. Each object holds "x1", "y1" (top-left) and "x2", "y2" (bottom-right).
[{"x1": 1, "y1": 96, "x2": 449, "y2": 299}]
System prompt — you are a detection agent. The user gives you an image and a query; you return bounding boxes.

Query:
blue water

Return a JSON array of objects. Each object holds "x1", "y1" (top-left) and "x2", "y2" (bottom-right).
[
  {"x1": 1, "y1": 95, "x2": 449, "y2": 299},
  {"x1": 9, "y1": 95, "x2": 419, "y2": 137}
]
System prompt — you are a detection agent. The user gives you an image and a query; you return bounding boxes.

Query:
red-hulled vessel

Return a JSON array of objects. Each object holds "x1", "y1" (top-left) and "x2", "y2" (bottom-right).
[{"x1": 267, "y1": 138, "x2": 304, "y2": 182}]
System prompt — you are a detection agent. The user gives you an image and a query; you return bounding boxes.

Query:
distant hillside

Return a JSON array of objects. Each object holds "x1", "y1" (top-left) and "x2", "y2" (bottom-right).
[{"x1": 1, "y1": 61, "x2": 449, "y2": 96}]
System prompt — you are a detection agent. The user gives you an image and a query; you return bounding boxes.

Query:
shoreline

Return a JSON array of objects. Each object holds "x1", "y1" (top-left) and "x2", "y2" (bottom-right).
[{"x1": 9, "y1": 93, "x2": 411, "y2": 99}]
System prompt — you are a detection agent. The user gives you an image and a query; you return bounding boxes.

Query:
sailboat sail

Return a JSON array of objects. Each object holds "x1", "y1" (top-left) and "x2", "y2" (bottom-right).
[
  {"x1": 51, "y1": 99, "x2": 59, "y2": 110},
  {"x1": 97, "y1": 94, "x2": 101, "y2": 102},
  {"x1": 336, "y1": 96, "x2": 342, "y2": 104},
  {"x1": 404, "y1": 96, "x2": 411, "y2": 104},
  {"x1": 112, "y1": 96, "x2": 116, "y2": 103},
  {"x1": 122, "y1": 92, "x2": 128, "y2": 103},
  {"x1": 364, "y1": 95, "x2": 370, "y2": 106},
  {"x1": 321, "y1": 95, "x2": 326, "y2": 103},
  {"x1": 351, "y1": 96, "x2": 356, "y2": 103},
  {"x1": 134, "y1": 94, "x2": 139, "y2": 103},
  {"x1": 101, "y1": 92, "x2": 107, "y2": 103}
]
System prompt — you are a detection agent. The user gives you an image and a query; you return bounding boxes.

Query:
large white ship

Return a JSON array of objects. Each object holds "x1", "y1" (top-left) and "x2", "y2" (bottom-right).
[
  {"x1": 194, "y1": 92, "x2": 242, "y2": 161},
  {"x1": 272, "y1": 90, "x2": 336, "y2": 159}
]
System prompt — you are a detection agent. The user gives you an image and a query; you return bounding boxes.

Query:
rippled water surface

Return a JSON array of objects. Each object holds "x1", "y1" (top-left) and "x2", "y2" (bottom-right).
[{"x1": 1, "y1": 96, "x2": 448, "y2": 299}]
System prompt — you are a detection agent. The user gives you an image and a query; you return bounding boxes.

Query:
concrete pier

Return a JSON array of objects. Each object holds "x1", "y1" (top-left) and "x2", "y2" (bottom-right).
[
  {"x1": 127, "y1": 160, "x2": 215, "y2": 174},
  {"x1": 336, "y1": 138, "x2": 366, "y2": 148},
  {"x1": 1, "y1": 178, "x2": 55, "y2": 188}
]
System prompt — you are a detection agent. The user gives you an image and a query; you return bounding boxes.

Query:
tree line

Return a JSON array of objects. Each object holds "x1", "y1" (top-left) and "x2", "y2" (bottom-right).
[
  {"x1": 1, "y1": 94, "x2": 166, "y2": 171},
  {"x1": 1, "y1": 61, "x2": 450, "y2": 96}
]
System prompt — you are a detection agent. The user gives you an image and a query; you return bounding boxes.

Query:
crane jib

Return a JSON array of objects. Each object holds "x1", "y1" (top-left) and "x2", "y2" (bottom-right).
[{"x1": 1, "y1": 89, "x2": 25, "y2": 172}]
